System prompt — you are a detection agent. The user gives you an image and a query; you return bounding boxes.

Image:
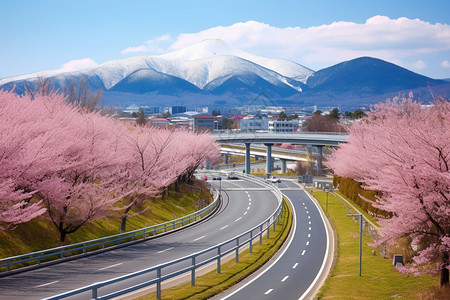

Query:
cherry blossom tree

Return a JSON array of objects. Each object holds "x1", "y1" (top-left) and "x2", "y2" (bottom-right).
[
  {"x1": 328, "y1": 95, "x2": 450, "y2": 286},
  {"x1": 0, "y1": 89, "x2": 47, "y2": 229}
]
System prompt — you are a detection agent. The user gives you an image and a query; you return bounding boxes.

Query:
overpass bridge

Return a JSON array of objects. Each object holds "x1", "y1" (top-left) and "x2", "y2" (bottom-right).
[{"x1": 212, "y1": 131, "x2": 348, "y2": 175}]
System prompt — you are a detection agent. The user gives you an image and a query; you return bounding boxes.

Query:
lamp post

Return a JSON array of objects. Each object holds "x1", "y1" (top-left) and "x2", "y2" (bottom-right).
[
  {"x1": 324, "y1": 188, "x2": 329, "y2": 212},
  {"x1": 346, "y1": 213, "x2": 363, "y2": 277}
]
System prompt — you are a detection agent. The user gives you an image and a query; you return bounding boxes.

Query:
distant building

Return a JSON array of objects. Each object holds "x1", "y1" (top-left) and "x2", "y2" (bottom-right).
[
  {"x1": 268, "y1": 120, "x2": 300, "y2": 132},
  {"x1": 240, "y1": 116, "x2": 269, "y2": 131},
  {"x1": 193, "y1": 115, "x2": 218, "y2": 132},
  {"x1": 150, "y1": 118, "x2": 169, "y2": 126},
  {"x1": 140, "y1": 106, "x2": 161, "y2": 115},
  {"x1": 164, "y1": 106, "x2": 187, "y2": 115}
]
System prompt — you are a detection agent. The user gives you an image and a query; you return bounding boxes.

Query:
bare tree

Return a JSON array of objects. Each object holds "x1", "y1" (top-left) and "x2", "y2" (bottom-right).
[{"x1": 64, "y1": 78, "x2": 102, "y2": 112}]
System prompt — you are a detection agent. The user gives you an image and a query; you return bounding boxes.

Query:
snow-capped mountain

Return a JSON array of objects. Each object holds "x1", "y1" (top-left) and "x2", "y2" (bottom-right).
[
  {"x1": 1, "y1": 40, "x2": 449, "y2": 110},
  {"x1": 0, "y1": 39, "x2": 312, "y2": 98}
]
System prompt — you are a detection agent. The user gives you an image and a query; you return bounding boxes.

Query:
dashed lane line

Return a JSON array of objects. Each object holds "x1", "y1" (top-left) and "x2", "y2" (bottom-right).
[
  {"x1": 156, "y1": 247, "x2": 174, "y2": 254},
  {"x1": 35, "y1": 281, "x2": 59, "y2": 288},
  {"x1": 193, "y1": 235, "x2": 205, "y2": 241},
  {"x1": 281, "y1": 276, "x2": 289, "y2": 282},
  {"x1": 265, "y1": 289, "x2": 273, "y2": 295}
]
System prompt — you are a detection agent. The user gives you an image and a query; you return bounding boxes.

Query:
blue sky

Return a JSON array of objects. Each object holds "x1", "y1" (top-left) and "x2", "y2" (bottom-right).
[{"x1": 1, "y1": 0, "x2": 449, "y2": 79}]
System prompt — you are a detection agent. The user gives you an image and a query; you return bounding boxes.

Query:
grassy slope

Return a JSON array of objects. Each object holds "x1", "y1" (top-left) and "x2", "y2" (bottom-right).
[
  {"x1": 0, "y1": 181, "x2": 211, "y2": 259},
  {"x1": 310, "y1": 189, "x2": 438, "y2": 299}
]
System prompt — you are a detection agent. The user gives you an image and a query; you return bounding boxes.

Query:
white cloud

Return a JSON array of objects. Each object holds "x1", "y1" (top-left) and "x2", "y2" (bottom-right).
[
  {"x1": 58, "y1": 58, "x2": 97, "y2": 73},
  {"x1": 413, "y1": 59, "x2": 427, "y2": 69},
  {"x1": 121, "y1": 34, "x2": 173, "y2": 54},
  {"x1": 441, "y1": 60, "x2": 450, "y2": 68},
  {"x1": 122, "y1": 16, "x2": 450, "y2": 72}
]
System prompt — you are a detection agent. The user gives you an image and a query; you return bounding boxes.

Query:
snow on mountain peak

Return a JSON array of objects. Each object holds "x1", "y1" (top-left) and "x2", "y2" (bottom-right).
[{"x1": 161, "y1": 39, "x2": 313, "y2": 82}]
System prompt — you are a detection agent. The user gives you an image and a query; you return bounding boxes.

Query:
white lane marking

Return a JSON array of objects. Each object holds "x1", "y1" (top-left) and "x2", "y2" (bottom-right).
[
  {"x1": 156, "y1": 247, "x2": 174, "y2": 254},
  {"x1": 306, "y1": 210, "x2": 309, "y2": 214},
  {"x1": 249, "y1": 202, "x2": 252, "y2": 205},
  {"x1": 306, "y1": 241, "x2": 310, "y2": 246},
  {"x1": 247, "y1": 206, "x2": 250, "y2": 210},
  {"x1": 308, "y1": 216, "x2": 311, "y2": 219},
  {"x1": 265, "y1": 289, "x2": 273, "y2": 295},
  {"x1": 193, "y1": 235, "x2": 205, "y2": 241},
  {"x1": 293, "y1": 263, "x2": 299, "y2": 269},
  {"x1": 221, "y1": 194, "x2": 298, "y2": 300},
  {"x1": 220, "y1": 225, "x2": 229, "y2": 230},
  {"x1": 301, "y1": 250, "x2": 306, "y2": 256},
  {"x1": 35, "y1": 281, "x2": 59, "y2": 288},
  {"x1": 309, "y1": 227, "x2": 311, "y2": 231},
  {"x1": 302, "y1": 202, "x2": 305, "y2": 205},
  {"x1": 99, "y1": 262, "x2": 123, "y2": 271},
  {"x1": 244, "y1": 211, "x2": 248, "y2": 215},
  {"x1": 308, "y1": 233, "x2": 311, "y2": 238},
  {"x1": 281, "y1": 276, "x2": 289, "y2": 282},
  {"x1": 309, "y1": 221, "x2": 311, "y2": 225},
  {"x1": 304, "y1": 206, "x2": 308, "y2": 209},
  {"x1": 235, "y1": 217, "x2": 242, "y2": 222}
]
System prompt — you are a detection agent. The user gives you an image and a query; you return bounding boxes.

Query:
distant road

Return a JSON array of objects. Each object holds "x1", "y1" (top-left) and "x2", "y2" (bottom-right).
[{"x1": 0, "y1": 178, "x2": 279, "y2": 300}]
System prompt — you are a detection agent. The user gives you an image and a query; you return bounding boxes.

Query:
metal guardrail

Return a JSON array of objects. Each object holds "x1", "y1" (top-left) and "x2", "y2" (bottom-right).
[
  {"x1": 0, "y1": 188, "x2": 220, "y2": 274},
  {"x1": 43, "y1": 173, "x2": 285, "y2": 300}
]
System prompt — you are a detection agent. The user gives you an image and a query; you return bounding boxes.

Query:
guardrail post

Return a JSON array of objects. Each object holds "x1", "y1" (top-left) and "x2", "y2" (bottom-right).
[
  {"x1": 92, "y1": 287, "x2": 98, "y2": 299},
  {"x1": 191, "y1": 257, "x2": 196, "y2": 286},
  {"x1": 157, "y1": 268, "x2": 161, "y2": 300},
  {"x1": 172, "y1": 220, "x2": 175, "y2": 230},
  {"x1": 235, "y1": 238, "x2": 239, "y2": 262},
  {"x1": 249, "y1": 231, "x2": 253, "y2": 253},
  {"x1": 260, "y1": 224, "x2": 263, "y2": 244},
  {"x1": 217, "y1": 246, "x2": 221, "y2": 274},
  {"x1": 267, "y1": 220, "x2": 270, "y2": 239}
]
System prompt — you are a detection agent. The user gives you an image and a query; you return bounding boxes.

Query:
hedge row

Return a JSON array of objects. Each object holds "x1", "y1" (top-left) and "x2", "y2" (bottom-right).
[{"x1": 333, "y1": 176, "x2": 388, "y2": 217}]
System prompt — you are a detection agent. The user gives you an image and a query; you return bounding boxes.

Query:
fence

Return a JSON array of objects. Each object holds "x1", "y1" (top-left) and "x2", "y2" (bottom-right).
[
  {"x1": 43, "y1": 173, "x2": 285, "y2": 300},
  {"x1": 0, "y1": 187, "x2": 220, "y2": 274}
]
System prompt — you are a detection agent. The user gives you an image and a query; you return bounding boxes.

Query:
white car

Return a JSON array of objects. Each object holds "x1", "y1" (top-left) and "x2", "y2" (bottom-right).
[{"x1": 269, "y1": 176, "x2": 281, "y2": 183}]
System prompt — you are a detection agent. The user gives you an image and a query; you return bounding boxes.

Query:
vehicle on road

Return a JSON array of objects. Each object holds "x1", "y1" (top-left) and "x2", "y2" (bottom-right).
[
  {"x1": 227, "y1": 173, "x2": 239, "y2": 180},
  {"x1": 212, "y1": 176, "x2": 222, "y2": 180},
  {"x1": 268, "y1": 176, "x2": 281, "y2": 183}
]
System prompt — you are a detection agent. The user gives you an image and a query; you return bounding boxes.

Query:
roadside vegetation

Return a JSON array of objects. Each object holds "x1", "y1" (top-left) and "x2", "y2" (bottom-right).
[
  {"x1": 0, "y1": 181, "x2": 211, "y2": 259},
  {"x1": 310, "y1": 189, "x2": 447, "y2": 299}
]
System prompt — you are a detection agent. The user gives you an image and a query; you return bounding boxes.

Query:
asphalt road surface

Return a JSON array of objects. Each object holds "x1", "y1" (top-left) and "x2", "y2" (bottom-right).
[
  {"x1": 213, "y1": 179, "x2": 330, "y2": 300},
  {"x1": 0, "y1": 177, "x2": 280, "y2": 300}
]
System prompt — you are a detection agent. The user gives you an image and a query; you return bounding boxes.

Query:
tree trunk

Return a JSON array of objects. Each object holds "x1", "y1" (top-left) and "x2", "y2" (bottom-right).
[
  {"x1": 120, "y1": 216, "x2": 127, "y2": 232},
  {"x1": 121, "y1": 206, "x2": 132, "y2": 231},
  {"x1": 60, "y1": 231, "x2": 67, "y2": 242},
  {"x1": 441, "y1": 252, "x2": 449, "y2": 287}
]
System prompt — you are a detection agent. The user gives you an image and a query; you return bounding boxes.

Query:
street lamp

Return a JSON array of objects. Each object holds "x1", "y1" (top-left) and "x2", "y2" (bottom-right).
[
  {"x1": 324, "y1": 188, "x2": 329, "y2": 212},
  {"x1": 346, "y1": 213, "x2": 363, "y2": 277}
]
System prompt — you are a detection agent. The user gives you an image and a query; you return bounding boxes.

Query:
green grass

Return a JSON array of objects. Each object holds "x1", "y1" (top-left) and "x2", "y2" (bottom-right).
[
  {"x1": 0, "y1": 181, "x2": 211, "y2": 259},
  {"x1": 309, "y1": 189, "x2": 439, "y2": 299},
  {"x1": 136, "y1": 199, "x2": 292, "y2": 300}
]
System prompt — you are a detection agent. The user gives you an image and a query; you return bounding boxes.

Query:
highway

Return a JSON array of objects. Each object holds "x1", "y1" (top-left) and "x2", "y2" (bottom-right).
[
  {"x1": 214, "y1": 179, "x2": 331, "y2": 300},
  {"x1": 0, "y1": 177, "x2": 280, "y2": 300}
]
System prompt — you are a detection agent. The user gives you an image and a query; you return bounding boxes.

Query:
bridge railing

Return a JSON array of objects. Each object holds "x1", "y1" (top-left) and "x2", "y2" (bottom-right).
[
  {"x1": 0, "y1": 187, "x2": 220, "y2": 275},
  {"x1": 43, "y1": 173, "x2": 285, "y2": 300}
]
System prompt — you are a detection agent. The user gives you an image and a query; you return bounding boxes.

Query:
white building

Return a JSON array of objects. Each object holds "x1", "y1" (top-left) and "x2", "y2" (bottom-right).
[{"x1": 268, "y1": 120, "x2": 300, "y2": 132}]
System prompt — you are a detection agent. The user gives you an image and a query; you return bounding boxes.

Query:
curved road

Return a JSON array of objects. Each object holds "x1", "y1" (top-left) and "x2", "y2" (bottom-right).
[
  {"x1": 0, "y1": 177, "x2": 279, "y2": 300},
  {"x1": 214, "y1": 180, "x2": 331, "y2": 300}
]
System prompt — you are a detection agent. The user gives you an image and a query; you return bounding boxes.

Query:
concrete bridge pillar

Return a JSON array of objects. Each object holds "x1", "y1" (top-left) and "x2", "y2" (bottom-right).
[
  {"x1": 315, "y1": 145, "x2": 324, "y2": 176},
  {"x1": 223, "y1": 153, "x2": 229, "y2": 165},
  {"x1": 281, "y1": 159, "x2": 287, "y2": 174},
  {"x1": 265, "y1": 143, "x2": 273, "y2": 177},
  {"x1": 245, "y1": 143, "x2": 251, "y2": 174}
]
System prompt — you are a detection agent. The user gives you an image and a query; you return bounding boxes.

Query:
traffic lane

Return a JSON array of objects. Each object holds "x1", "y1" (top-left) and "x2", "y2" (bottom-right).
[
  {"x1": 218, "y1": 183, "x2": 328, "y2": 300},
  {"x1": 0, "y1": 179, "x2": 279, "y2": 299}
]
